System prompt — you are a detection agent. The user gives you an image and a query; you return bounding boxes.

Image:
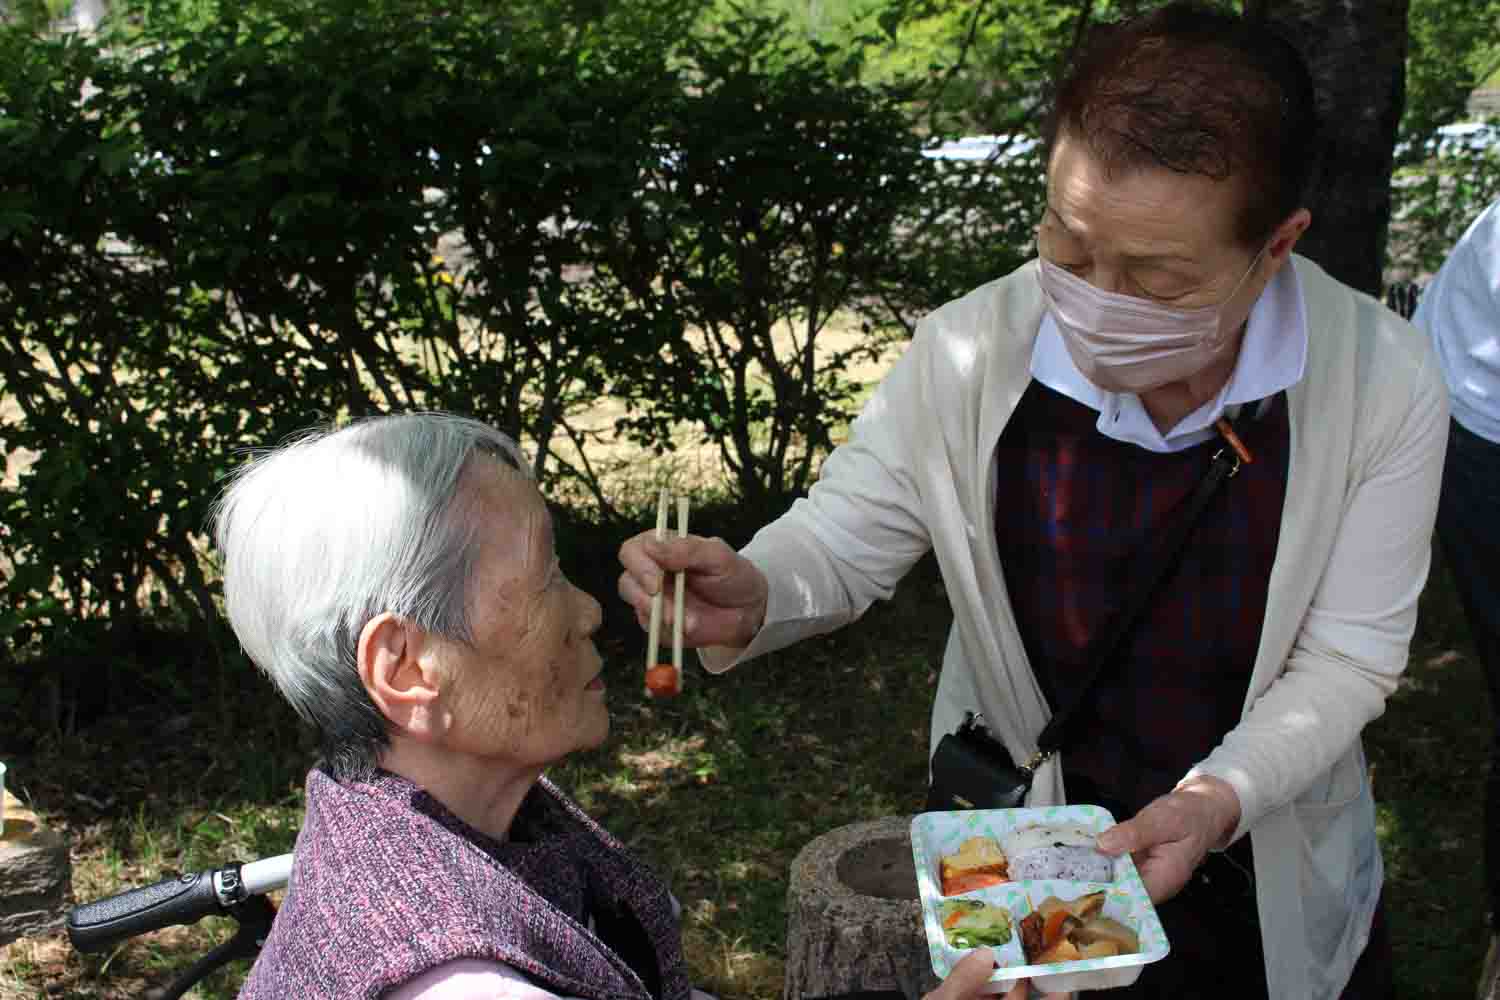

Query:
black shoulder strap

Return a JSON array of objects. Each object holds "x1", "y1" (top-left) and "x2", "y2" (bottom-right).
[{"x1": 1032, "y1": 410, "x2": 1256, "y2": 759}]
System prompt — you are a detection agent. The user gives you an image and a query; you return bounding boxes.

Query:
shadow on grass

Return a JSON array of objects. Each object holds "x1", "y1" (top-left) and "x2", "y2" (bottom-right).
[
  {"x1": 552, "y1": 552, "x2": 950, "y2": 999},
  {"x1": 1, "y1": 630, "x2": 309, "y2": 999},
  {"x1": 1366, "y1": 548, "x2": 1493, "y2": 998}
]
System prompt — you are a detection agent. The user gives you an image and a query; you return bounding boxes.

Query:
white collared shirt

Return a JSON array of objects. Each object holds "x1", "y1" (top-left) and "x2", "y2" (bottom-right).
[
  {"x1": 1413, "y1": 198, "x2": 1500, "y2": 444},
  {"x1": 1029, "y1": 261, "x2": 1309, "y2": 452}
]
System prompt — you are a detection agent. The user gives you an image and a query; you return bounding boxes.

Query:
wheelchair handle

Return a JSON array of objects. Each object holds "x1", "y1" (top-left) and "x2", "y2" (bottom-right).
[{"x1": 66, "y1": 853, "x2": 293, "y2": 954}]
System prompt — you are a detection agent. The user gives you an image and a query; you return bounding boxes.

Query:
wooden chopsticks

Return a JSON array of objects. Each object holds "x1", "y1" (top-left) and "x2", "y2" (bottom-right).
[{"x1": 645, "y1": 488, "x2": 689, "y2": 698}]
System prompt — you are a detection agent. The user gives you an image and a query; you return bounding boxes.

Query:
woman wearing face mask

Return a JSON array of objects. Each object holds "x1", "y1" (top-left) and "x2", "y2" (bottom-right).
[{"x1": 619, "y1": 4, "x2": 1444, "y2": 997}]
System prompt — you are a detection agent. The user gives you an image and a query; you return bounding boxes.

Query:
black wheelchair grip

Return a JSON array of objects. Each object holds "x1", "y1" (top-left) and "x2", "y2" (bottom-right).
[{"x1": 66, "y1": 870, "x2": 221, "y2": 953}]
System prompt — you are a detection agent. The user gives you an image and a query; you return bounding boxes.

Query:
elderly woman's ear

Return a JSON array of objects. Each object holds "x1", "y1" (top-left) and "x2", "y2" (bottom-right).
[{"x1": 358, "y1": 612, "x2": 447, "y2": 740}]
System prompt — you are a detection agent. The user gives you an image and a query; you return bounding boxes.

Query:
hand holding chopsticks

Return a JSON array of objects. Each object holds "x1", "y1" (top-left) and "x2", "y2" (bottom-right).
[
  {"x1": 617, "y1": 492, "x2": 770, "y2": 666},
  {"x1": 644, "y1": 489, "x2": 689, "y2": 698}
]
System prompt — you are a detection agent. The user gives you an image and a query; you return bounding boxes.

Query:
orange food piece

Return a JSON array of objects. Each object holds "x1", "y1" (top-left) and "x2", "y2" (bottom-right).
[
  {"x1": 943, "y1": 907, "x2": 966, "y2": 929},
  {"x1": 1042, "y1": 908, "x2": 1072, "y2": 950},
  {"x1": 1019, "y1": 896, "x2": 1140, "y2": 966},
  {"x1": 645, "y1": 664, "x2": 681, "y2": 697},
  {"x1": 939, "y1": 837, "x2": 1009, "y2": 896},
  {"x1": 940, "y1": 871, "x2": 1008, "y2": 896}
]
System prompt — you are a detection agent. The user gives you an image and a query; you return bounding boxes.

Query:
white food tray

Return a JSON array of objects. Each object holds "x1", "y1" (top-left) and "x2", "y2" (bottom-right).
[{"x1": 910, "y1": 806, "x2": 1170, "y2": 993}]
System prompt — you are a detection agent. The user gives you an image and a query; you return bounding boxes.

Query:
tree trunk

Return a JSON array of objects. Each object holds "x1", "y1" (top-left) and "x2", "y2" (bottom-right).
[
  {"x1": 0, "y1": 791, "x2": 72, "y2": 948},
  {"x1": 783, "y1": 816, "x2": 939, "y2": 1000},
  {"x1": 1252, "y1": 0, "x2": 1410, "y2": 295}
]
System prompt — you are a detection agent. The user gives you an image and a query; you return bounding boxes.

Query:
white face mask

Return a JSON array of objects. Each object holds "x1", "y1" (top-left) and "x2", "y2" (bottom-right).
[{"x1": 1036, "y1": 248, "x2": 1266, "y2": 394}]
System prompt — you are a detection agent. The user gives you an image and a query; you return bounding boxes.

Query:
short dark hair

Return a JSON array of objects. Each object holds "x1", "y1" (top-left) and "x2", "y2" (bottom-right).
[{"x1": 1041, "y1": 1, "x2": 1321, "y2": 247}]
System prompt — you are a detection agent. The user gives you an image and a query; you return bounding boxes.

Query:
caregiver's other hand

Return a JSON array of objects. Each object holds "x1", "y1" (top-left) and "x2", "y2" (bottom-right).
[
  {"x1": 921, "y1": 948, "x2": 1046, "y2": 1000},
  {"x1": 617, "y1": 532, "x2": 768, "y2": 649},
  {"x1": 1095, "y1": 775, "x2": 1242, "y2": 904}
]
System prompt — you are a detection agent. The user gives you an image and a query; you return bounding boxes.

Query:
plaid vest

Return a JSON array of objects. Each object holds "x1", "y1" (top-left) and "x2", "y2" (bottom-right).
[
  {"x1": 994, "y1": 382, "x2": 1291, "y2": 819},
  {"x1": 239, "y1": 768, "x2": 690, "y2": 1000}
]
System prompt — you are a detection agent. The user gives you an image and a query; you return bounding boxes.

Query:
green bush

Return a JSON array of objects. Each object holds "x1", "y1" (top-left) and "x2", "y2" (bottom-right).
[
  {"x1": 0, "y1": 1, "x2": 685, "y2": 712},
  {"x1": 1385, "y1": 0, "x2": 1500, "y2": 285},
  {"x1": 1399, "y1": 0, "x2": 1500, "y2": 164},
  {"x1": 1386, "y1": 132, "x2": 1500, "y2": 282},
  {"x1": 0, "y1": 0, "x2": 1003, "y2": 709},
  {"x1": 610, "y1": 11, "x2": 935, "y2": 510},
  {"x1": 873, "y1": 138, "x2": 1046, "y2": 331}
]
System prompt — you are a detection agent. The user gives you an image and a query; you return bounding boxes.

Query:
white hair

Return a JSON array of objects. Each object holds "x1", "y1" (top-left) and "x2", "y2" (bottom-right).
[{"x1": 211, "y1": 412, "x2": 530, "y2": 780}]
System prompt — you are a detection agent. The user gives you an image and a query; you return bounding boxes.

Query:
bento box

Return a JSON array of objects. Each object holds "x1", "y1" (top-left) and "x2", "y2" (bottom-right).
[{"x1": 910, "y1": 806, "x2": 1170, "y2": 994}]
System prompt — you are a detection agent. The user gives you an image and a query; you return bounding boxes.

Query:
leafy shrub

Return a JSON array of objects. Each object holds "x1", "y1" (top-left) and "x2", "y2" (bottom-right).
[
  {"x1": 0, "y1": 0, "x2": 1009, "y2": 708},
  {"x1": 611, "y1": 12, "x2": 936, "y2": 510},
  {"x1": 0, "y1": 1, "x2": 684, "y2": 714},
  {"x1": 1398, "y1": 0, "x2": 1500, "y2": 165},
  {"x1": 873, "y1": 138, "x2": 1046, "y2": 332},
  {"x1": 1386, "y1": 128, "x2": 1500, "y2": 282}
]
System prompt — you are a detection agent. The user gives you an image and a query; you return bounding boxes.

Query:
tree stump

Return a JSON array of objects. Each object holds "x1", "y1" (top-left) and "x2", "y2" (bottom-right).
[
  {"x1": 0, "y1": 789, "x2": 72, "y2": 947},
  {"x1": 784, "y1": 815, "x2": 938, "y2": 1000}
]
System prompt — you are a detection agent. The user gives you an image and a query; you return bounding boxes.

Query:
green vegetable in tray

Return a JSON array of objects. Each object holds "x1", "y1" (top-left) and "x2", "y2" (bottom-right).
[{"x1": 939, "y1": 898, "x2": 1014, "y2": 949}]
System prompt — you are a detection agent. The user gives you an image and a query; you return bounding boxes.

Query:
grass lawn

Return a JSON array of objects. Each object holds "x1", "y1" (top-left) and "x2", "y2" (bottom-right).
[{"x1": 0, "y1": 517, "x2": 1491, "y2": 999}]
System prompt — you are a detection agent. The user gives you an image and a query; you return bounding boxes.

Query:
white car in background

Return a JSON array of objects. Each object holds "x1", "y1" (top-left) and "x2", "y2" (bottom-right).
[
  {"x1": 921, "y1": 134, "x2": 1039, "y2": 163},
  {"x1": 1397, "y1": 120, "x2": 1500, "y2": 159},
  {"x1": 1430, "y1": 121, "x2": 1500, "y2": 152},
  {"x1": 929, "y1": 121, "x2": 1497, "y2": 163}
]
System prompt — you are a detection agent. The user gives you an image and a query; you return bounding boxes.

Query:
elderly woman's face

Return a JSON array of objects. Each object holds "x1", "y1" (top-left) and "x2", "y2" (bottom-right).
[
  {"x1": 1037, "y1": 130, "x2": 1273, "y2": 392},
  {"x1": 1040, "y1": 131, "x2": 1264, "y2": 306},
  {"x1": 433, "y1": 462, "x2": 608, "y2": 766}
]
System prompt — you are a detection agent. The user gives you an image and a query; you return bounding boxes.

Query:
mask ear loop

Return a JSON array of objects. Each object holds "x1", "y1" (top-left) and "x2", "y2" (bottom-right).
[
  {"x1": 1223, "y1": 243, "x2": 1272, "y2": 305},
  {"x1": 1209, "y1": 243, "x2": 1274, "y2": 350}
]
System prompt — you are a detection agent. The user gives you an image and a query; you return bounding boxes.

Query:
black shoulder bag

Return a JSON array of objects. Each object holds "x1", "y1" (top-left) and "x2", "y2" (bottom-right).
[{"x1": 925, "y1": 415, "x2": 1255, "y2": 812}]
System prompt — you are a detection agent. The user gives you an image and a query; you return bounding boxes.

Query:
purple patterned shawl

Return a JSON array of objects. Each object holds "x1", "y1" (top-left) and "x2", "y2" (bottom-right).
[{"x1": 238, "y1": 767, "x2": 691, "y2": 1000}]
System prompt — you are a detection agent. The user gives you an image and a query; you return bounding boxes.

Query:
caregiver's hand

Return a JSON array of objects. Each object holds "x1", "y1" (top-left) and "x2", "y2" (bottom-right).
[
  {"x1": 618, "y1": 532, "x2": 768, "y2": 649},
  {"x1": 1095, "y1": 775, "x2": 1242, "y2": 905},
  {"x1": 921, "y1": 948, "x2": 1045, "y2": 1000}
]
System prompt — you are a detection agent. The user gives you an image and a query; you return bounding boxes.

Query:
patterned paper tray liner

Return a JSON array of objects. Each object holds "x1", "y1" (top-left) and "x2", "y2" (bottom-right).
[{"x1": 910, "y1": 806, "x2": 1171, "y2": 994}]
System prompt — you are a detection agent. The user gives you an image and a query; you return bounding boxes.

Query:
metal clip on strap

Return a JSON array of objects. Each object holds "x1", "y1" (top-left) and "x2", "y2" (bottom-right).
[
  {"x1": 1211, "y1": 447, "x2": 1241, "y2": 478},
  {"x1": 1213, "y1": 417, "x2": 1255, "y2": 477},
  {"x1": 1020, "y1": 748, "x2": 1054, "y2": 775}
]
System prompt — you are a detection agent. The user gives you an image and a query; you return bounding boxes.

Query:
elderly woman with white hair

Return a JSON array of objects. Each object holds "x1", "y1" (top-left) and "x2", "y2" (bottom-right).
[
  {"x1": 216, "y1": 412, "x2": 1004, "y2": 1000},
  {"x1": 217, "y1": 412, "x2": 659, "y2": 1000}
]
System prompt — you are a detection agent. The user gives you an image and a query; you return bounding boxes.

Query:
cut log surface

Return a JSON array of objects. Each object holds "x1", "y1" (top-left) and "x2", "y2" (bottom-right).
[
  {"x1": 784, "y1": 815, "x2": 939, "y2": 1000},
  {"x1": 0, "y1": 790, "x2": 72, "y2": 947}
]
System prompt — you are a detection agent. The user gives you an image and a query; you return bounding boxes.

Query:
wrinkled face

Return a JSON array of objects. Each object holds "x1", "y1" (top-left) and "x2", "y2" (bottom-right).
[
  {"x1": 431, "y1": 461, "x2": 608, "y2": 766},
  {"x1": 1039, "y1": 130, "x2": 1270, "y2": 339}
]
